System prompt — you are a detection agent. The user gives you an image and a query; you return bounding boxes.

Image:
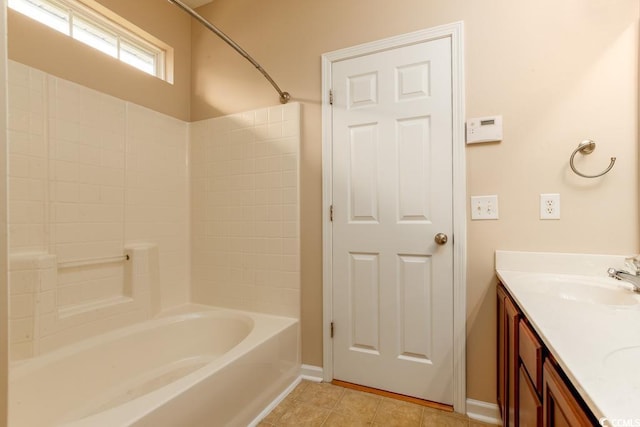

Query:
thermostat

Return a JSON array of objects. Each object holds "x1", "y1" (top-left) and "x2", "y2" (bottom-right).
[{"x1": 466, "y1": 115, "x2": 503, "y2": 144}]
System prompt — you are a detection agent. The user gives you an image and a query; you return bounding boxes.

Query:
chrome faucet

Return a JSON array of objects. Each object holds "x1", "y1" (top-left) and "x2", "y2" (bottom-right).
[{"x1": 608, "y1": 266, "x2": 640, "y2": 293}]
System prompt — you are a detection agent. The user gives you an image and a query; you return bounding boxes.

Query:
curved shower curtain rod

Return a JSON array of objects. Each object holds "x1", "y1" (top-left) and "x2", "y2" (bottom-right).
[{"x1": 167, "y1": 0, "x2": 291, "y2": 104}]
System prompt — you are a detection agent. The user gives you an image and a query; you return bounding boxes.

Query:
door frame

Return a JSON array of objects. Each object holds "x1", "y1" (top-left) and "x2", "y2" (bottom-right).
[
  {"x1": 321, "y1": 21, "x2": 466, "y2": 413},
  {"x1": 1, "y1": 0, "x2": 8, "y2": 423}
]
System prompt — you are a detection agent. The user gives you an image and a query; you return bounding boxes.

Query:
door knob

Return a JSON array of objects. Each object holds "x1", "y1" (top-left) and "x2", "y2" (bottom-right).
[{"x1": 434, "y1": 233, "x2": 448, "y2": 245}]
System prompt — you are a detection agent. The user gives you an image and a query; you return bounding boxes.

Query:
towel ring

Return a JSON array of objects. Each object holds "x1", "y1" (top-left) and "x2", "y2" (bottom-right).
[{"x1": 569, "y1": 140, "x2": 616, "y2": 178}]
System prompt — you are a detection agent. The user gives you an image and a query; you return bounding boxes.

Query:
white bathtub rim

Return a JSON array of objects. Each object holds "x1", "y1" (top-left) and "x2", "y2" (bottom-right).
[
  {"x1": 10, "y1": 308, "x2": 246, "y2": 377},
  {"x1": 10, "y1": 305, "x2": 298, "y2": 427},
  {"x1": 63, "y1": 316, "x2": 297, "y2": 426},
  {"x1": 62, "y1": 309, "x2": 297, "y2": 426},
  {"x1": 11, "y1": 304, "x2": 295, "y2": 376},
  {"x1": 58, "y1": 354, "x2": 216, "y2": 424}
]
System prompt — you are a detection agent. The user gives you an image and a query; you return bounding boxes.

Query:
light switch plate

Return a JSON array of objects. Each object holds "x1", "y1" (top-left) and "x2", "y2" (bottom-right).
[{"x1": 471, "y1": 195, "x2": 499, "y2": 220}]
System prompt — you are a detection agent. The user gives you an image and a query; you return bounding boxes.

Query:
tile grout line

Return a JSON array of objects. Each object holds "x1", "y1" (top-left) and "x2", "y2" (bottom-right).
[
  {"x1": 320, "y1": 385, "x2": 345, "y2": 426},
  {"x1": 419, "y1": 407, "x2": 425, "y2": 426},
  {"x1": 370, "y1": 394, "x2": 383, "y2": 425}
]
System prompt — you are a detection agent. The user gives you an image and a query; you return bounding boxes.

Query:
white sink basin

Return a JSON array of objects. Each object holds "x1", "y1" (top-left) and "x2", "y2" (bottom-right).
[
  {"x1": 603, "y1": 346, "x2": 640, "y2": 395},
  {"x1": 604, "y1": 345, "x2": 640, "y2": 367},
  {"x1": 521, "y1": 275, "x2": 640, "y2": 306}
]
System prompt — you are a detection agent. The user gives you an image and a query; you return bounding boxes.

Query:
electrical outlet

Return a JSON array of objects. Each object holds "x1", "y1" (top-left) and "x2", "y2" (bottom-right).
[
  {"x1": 540, "y1": 193, "x2": 560, "y2": 219},
  {"x1": 471, "y1": 195, "x2": 499, "y2": 220}
]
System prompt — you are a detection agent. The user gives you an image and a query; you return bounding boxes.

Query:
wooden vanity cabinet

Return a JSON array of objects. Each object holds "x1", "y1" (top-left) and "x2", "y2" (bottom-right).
[
  {"x1": 498, "y1": 283, "x2": 595, "y2": 427},
  {"x1": 498, "y1": 286, "x2": 506, "y2": 417},
  {"x1": 519, "y1": 365, "x2": 542, "y2": 427},
  {"x1": 498, "y1": 285, "x2": 522, "y2": 426},
  {"x1": 542, "y1": 360, "x2": 592, "y2": 427},
  {"x1": 507, "y1": 293, "x2": 521, "y2": 425}
]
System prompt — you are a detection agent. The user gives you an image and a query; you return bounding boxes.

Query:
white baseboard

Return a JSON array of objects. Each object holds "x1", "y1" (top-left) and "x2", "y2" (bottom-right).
[
  {"x1": 247, "y1": 376, "x2": 302, "y2": 427},
  {"x1": 247, "y1": 366, "x2": 322, "y2": 426},
  {"x1": 466, "y1": 399, "x2": 502, "y2": 425},
  {"x1": 300, "y1": 364, "x2": 323, "y2": 382},
  {"x1": 248, "y1": 365, "x2": 322, "y2": 427}
]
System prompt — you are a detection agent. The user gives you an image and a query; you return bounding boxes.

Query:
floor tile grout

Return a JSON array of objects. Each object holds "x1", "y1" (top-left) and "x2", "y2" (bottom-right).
[{"x1": 368, "y1": 392, "x2": 382, "y2": 425}]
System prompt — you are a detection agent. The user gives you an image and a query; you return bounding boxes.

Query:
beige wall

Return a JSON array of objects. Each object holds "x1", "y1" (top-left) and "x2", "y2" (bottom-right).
[
  {"x1": 7, "y1": 0, "x2": 192, "y2": 121},
  {"x1": 190, "y1": 0, "x2": 640, "y2": 404}
]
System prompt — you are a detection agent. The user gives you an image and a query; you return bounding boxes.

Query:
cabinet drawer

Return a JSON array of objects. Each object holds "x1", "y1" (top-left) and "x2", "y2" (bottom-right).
[{"x1": 519, "y1": 320, "x2": 543, "y2": 391}]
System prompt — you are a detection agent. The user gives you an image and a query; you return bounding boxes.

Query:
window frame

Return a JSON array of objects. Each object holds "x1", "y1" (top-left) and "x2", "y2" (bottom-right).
[{"x1": 8, "y1": 0, "x2": 169, "y2": 81}]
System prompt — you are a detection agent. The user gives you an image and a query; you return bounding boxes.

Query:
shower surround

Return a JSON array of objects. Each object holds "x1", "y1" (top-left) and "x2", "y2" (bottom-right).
[
  {"x1": 6, "y1": 61, "x2": 301, "y2": 426},
  {"x1": 7, "y1": 61, "x2": 190, "y2": 359},
  {"x1": 190, "y1": 104, "x2": 301, "y2": 318},
  {"x1": 6, "y1": 60, "x2": 300, "y2": 361}
]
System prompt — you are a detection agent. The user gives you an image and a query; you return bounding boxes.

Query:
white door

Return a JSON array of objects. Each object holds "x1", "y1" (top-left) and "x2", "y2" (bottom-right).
[{"x1": 331, "y1": 37, "x2": 454, "y2": 404}]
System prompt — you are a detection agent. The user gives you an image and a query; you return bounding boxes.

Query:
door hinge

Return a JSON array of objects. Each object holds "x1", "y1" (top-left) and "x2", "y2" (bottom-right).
[
  {"x1": 330, "y1": 321, "x2": 334, "y2": 338},
  {"x1": 329, "y1": 89, "x2": 333, "y2": 105},
  {"x1": 330, "y1": 205, "x2": 334, "y2": 222}
]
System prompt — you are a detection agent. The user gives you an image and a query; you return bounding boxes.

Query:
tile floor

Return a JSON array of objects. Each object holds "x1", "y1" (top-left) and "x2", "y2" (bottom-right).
[{"x1": 258, "y1": 380, "x2": 496, "y2": 427}]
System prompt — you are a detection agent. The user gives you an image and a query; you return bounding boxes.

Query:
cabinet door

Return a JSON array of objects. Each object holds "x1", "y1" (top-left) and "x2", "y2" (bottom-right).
[
  {"x1": 497, "y1": 286, "x2": 507, "y2": 420},
  {"x1": 519, "y1": 365, "x2": 542, "y2": 427},
  {"x1": 519, "y1": 320, "x2": 543, "y2": 392},
  {"x1": 505, "y1": 292, "x2": 520, "y2": 427},
  {"x1": 542, "y1": 360, "x2": 592, "y2": 427}
]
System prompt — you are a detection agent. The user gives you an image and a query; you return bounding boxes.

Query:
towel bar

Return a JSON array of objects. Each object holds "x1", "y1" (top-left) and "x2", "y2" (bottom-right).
[{"x1": 569, "y1": 140, "x2": 616, "y2": 178}]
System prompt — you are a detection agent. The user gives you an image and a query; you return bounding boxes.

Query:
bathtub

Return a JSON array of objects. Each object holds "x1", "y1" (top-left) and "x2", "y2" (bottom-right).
[{"x1": 9, "y1": 305, "x2": 300, "y2": 427}]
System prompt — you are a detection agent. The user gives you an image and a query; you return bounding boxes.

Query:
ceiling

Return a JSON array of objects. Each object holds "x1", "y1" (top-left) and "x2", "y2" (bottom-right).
[{"x1": 181, "y1": 0, "x2": 213, "y2": 8}]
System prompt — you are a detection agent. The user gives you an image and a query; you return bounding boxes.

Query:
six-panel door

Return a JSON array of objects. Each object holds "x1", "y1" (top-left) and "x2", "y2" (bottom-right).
[{"x1": 331, "y1": 37, "x2": 454, "y2": 404}]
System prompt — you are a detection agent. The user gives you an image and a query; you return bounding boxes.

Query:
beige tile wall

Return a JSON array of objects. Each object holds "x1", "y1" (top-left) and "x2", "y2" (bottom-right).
[
  {"x1": 6, "y1": 61, "x2": 301, "y2": 359},
  {"x1": 8, "y1": 245, "x2": 159, "y2": 358},
  {"x1": 7, "y1": 61, "x2": 47, "y2": 252},
  {"x1": 48, "y1": 73, "x2": 127, "y2": 310},
  {"x1": 125, "y1": 103, "x2": 190, "y2": 310},
  {"x1": 7, "y1": 61, "x2": 190, "y2": 358},
  {"x1": 190, "y1": 103, "x2": 300, "y2": 318}
]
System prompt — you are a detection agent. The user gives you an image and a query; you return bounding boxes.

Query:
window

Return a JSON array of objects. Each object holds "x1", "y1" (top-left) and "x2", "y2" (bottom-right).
[{"x1": 9, "y1": 0, "x2": 169, "y2": 80}]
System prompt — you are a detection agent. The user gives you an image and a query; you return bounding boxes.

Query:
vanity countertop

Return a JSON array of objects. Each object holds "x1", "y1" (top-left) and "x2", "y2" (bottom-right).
[{"x1": 496, "y1": 250, "x2": 640, "y2": 424}]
